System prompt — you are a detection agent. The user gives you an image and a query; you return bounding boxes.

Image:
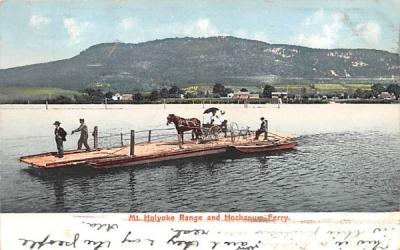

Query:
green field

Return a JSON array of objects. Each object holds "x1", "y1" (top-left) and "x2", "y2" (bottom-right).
[
  {"x1": 0, "y1": 87, "x2": 80, "y2": 102},
  {"x1": 313, "y1": 83, "x2": 348, "y2": 91},
  {"x1": 344, "y1": 83, "x2": 372, "y2": 90},
  {"x1": 187, "y1": 83, "x2": 374, "y2": 95},
  {"x1": 226, "y1": 83, "x2": 372, "y2": 92},
  {"x1": 273, "y1": 84, "x2": 311, "y2": 89},
  {"x1": 274, "y1": 83, "x2": 372, "y2": 92}
]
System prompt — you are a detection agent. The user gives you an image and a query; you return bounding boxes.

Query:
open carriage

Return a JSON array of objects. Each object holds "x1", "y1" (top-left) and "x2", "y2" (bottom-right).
[
  {"x1": 201, "y1": 123, "x2": 224, "y2": 140},
  {"x1": 201, "y1": 108, "x2": 250, "y2": 141},
  {"x1": 200, "y1": 107, "x2": 225, "y2": 140}
]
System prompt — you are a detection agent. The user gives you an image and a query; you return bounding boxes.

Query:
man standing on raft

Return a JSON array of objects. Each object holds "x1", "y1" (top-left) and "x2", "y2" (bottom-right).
[
  {"x1": 53, "y1": 121, "x2": 67, "y2": 158},
  {"x1": 72, "y1": 118, "x2": 91, "y2": 151}
]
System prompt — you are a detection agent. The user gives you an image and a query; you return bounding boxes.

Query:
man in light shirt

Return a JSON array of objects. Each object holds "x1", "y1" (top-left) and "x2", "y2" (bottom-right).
[{"x1": 72, "y1": 118, "x2": 91, "y2": 151}]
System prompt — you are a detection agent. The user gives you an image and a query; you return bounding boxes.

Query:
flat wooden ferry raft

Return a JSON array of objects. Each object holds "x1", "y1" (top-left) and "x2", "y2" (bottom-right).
[{"x1": 20, "y1": 130, "x2": 297, "y2": 170}]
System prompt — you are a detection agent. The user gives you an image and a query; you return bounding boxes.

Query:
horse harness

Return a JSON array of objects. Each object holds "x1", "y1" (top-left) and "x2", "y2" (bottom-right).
[{"x1": 177, "y1": 118, "x2": 199, "y2": 129}]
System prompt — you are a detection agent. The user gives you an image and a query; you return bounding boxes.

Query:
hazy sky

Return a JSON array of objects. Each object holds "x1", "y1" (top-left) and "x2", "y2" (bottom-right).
[{"x1": 0, "y1": 0, "x2": 399, "y2": 69}]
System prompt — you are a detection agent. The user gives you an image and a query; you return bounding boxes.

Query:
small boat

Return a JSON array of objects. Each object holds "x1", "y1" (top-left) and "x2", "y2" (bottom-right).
[{"x1": 232, "y1": 141, "x2": 297, "y2": 153}]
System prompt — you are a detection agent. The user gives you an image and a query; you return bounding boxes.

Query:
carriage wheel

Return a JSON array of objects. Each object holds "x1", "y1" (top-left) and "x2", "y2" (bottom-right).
[
  {"x1": 230, "y1": 131, "x2": 237, "y2": 143},
  {"x1": 201, "y1": 128, "x2": 209, "y2": 139},
  {"x1": 229, "y1": 122, "x2": 239, "y2": 142},
  {"x1": 229, "y1": 122, "x2": 239, "y2": 133},
  {"x1": 209, "y1": 126, "x2": 222, "y2": 140}
]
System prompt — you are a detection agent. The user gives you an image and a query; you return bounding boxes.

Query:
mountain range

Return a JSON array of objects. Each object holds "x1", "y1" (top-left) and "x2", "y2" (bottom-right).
[{"x1": 0, "y1": 36, "x2": 398, "y2": 91}]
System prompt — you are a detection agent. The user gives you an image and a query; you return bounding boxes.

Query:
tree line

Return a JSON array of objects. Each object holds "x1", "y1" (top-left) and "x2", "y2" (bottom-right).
[
  {"x1": 350, "y1": 83, "x2": 400, "y2": 99},
  {"x1": 46, "y1": 84, "x2": 279, "y2": 104},
  {"x1": 8, "y1": 83, "x2": 399, "y2": 104}
]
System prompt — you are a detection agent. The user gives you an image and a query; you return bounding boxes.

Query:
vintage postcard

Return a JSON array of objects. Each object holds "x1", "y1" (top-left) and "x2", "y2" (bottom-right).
[{"x1": 0, "y1": 0, "x2": 399, "y2": 249}]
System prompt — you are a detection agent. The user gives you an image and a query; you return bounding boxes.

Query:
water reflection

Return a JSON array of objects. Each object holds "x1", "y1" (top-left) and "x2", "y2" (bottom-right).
[
  {"x1": 53, "y1": 177, "x2": 66, "y2": 212},
  {"x1": 77, "y1": 177, "x2": 90, "y2": 197},
  {"x1": 257, "y1": 156, "x2": 270, "y2": 176},
  {"x1": 128, "y1": 170, "x2": 137, "y2": 211}
]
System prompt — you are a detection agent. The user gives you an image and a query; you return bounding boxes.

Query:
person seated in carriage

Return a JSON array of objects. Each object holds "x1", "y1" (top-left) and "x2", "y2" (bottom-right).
[
  {"x1": 210, "y1": 113, "x2": 222, "y2": 125},
  {"x1": 219, "y1": 111, "x2": 228, "y2": 137},
  {"x1": 210, "y1": 111, "x2": 228, "y2": 137},
  {"x1": 254, "y1": 117, "x2": 268, "y2": 140}
]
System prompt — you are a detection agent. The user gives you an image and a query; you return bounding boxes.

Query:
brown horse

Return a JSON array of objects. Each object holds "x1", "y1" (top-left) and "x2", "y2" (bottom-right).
[{"x1": 166, "y1": 114, "x2": 202, "y2": 145}]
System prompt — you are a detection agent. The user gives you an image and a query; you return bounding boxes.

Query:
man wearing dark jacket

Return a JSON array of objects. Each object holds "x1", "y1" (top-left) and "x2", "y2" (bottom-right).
[
  {"x1": 72, "y1": 118, "x2": 91, "y2": 151},
  {"x1": 53, "y1": 121, "x2": 67, "y2": 158},
  {"x1": 254, "y1": 117, "x2": 268, "y2": 140}
]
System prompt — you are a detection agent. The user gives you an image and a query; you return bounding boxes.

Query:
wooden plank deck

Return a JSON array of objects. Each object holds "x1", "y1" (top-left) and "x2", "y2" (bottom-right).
[{"x1": 20, "y1": 131, "x2": 295, "y2": 169}]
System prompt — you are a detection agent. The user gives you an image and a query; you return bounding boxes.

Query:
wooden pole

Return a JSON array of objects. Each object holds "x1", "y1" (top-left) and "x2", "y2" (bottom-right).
[
  {"x1": 93, "y1": 126, "x2": 98, "y2": 149},
  {"x1": 120, "y1": 133, "x2": 124, "y2": 146},
  {"x1": 45, "y1": 100, "x2": 48, "y2": 110},
  {"x1": 130, "y1": 130, "x2": 135, "y2": 156},
  {"x1": 105, "y1": 98, "x2": 108, "y2": 109},
  {"x1": 287, "y1": 87, "x2": 289, "y2": 104},
  {"x1": 148, "y1": 130, "x2": 152, "y2": 143},
  {"x1": 163, "y1": 99, "x2": 166, "y2": 109}
]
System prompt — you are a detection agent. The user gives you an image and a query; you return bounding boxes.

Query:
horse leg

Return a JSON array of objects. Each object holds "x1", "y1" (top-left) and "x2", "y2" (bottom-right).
[
  {"x1": 181, "y1": 133, "x2": 184, "y2": 145},
  {"x1": 196, "y1": 129, "x2": 201, "y2": 139},
  {"x1": 191, "y1": 130, "x2": 195, "y2": 140},
  {"x1": 177, "y1": 133, "x2": 183, "y2": 149},
  {"x1": 195, "y1": 129, "x2": 201, "y2": 144},
  {"x1": 196, "y1": 129, "x2": 203, "y2": 144}
]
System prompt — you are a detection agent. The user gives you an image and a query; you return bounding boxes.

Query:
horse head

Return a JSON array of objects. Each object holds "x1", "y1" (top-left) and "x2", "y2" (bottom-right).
[{"x1": 166, "y1": 114, "x2": 175, "y2": 125}]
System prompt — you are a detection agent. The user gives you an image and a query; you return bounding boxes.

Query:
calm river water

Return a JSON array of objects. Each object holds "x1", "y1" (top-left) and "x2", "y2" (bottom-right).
[{"x1": 0, "y1": 104, "x2": 399, "y2": 212}]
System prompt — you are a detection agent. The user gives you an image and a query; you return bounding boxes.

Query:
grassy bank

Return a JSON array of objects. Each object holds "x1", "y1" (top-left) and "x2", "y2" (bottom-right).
[
  {"x1": 0, "y1": 86, "x2": 80, "y2": 102},
  {"x1": 274, "y1": 83, "x2": 372, "y2": 92}
]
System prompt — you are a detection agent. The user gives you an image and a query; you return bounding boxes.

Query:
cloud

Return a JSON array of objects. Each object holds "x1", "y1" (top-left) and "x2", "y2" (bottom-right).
[
  {"x1": 253, "y1": 32, "x2": 269, "y2": 42},
  {"x1": 294, "y1": 10, "x2": 346, "y2": 49},
  {"x1": 156, "y1": 18, "x2": 269, "y2": 42},
  {"x1": 159, "y1": 18, "x2": 220, "y2": 37},
  {"x1": 233, "y1": 29, "x2": 248, "y2": 38},
  {"x1": 120, "y1": 17, "x2": 136, "y2": 30},
  {"x1": 234, "y1": 30, "x2": 269, "y2": 42},
  {"x1": 63, "y1": 18, "x2": 89, "y2": 44},
  {"x1": 354, "y1": 21, "x2": 382, "y2": 46},
  {"x1": 29, "y1": 15, "x2": 50, "y2": 28},
  {"x1": 183, "y1": 18, "x2": 219, "y2": 37}
]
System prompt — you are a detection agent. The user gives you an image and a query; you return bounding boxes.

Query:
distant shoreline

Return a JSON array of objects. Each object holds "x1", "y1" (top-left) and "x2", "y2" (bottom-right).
[{"x1": 0, "y1": 98, "x2": 398, "y2": 105}]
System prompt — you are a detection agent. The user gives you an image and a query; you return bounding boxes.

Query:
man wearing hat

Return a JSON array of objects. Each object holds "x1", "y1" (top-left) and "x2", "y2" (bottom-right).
[
  {"x1": 254, "y1": 117, "x2": 268, "y2": 140},
  {"x1": 72, "y1": 118, "x2": 90, "y2": 151},
  {"x1": 53, "y1": 121, "x2": 67, "y2": 158},
  {"x1": 220, "y1": 111, "x2": 228, "y2": 137}
]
